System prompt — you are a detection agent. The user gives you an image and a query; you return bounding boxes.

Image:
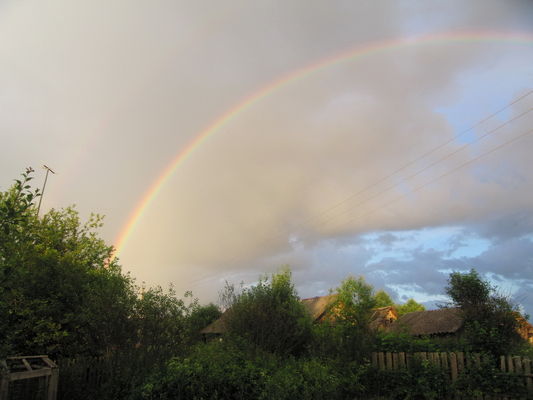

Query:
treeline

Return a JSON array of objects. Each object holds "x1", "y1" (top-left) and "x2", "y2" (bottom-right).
[{"x1": 1, "y1": 169, "x2": 532, "y2": 400}]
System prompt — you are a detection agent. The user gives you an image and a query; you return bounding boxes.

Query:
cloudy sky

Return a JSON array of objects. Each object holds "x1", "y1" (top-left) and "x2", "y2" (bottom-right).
[{"x1": 1, "y1": 0, "x2": 533, "y2": 313}]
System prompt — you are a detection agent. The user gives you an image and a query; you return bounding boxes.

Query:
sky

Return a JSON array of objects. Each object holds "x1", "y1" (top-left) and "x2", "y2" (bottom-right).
[{"x1": 1, "y1": 0, "x2": 533, "y2": 313}]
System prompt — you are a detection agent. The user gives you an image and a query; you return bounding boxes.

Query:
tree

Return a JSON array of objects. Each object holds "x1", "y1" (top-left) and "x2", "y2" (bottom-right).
[
  {"x1": 0, "y1": 169, "x2": 138, "y2": 357},
  {"x1": 333, "y1": 276, "x2": 377, "y2": 327},
  {"x1": 445, "y1": 269, "x2": 522, "y2": 355},
  {"x1": 223, "y1": 268, "x2": 312, "y2": 355},
  {"x1": 374, "y1": 290, "x2": 394, "y2": 308},
  {"x1": 316, "y1": 276, "x2": 379, "y2": 361},
  {"x1": 397, "y1": 298, "x2": 425, "y2": 316}
]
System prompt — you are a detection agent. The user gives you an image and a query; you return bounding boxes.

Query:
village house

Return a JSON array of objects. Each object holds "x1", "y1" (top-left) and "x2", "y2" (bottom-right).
[
  {"x1": 200, "y1": 294, "x2": 399, "y2": 339},
  {"x1": 387, "y1": 308, "x2": 533, "y2": 343}
]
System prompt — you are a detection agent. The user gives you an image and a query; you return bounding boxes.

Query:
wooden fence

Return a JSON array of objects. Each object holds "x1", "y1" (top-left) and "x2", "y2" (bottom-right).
[
  {"x1": 371, "y1": 351, "x2": 533, "y2": 396},
  {"x1": 1, "y1": 356, "x2": 58, "y2": 400}
]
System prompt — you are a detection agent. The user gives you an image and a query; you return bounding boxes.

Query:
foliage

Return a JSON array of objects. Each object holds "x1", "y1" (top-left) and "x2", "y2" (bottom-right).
[
  {"x1": 451, "y1": 354, "x2": 529, "y2": 399},
  {"x1": 323, "y1": 276, "x2": 378, "y2": 361},
  {"x1": 396, "y1": 298, "x2": 425, "y2": 316},
  {"x1": 184, "y1": 302, "x2": 222, "y2": 345},
  {"x1": 139, "y1": 340, "x2": 367, "y2": 400},
  {"x1": 223, "y1": 268, "x2": 312, "y2": 355},
  {"x1": 139, "y1": 340, "x2": 271, "y2": 400},
  {"x1": 373, "y1": 331, "x2": 465, "y2": 353},
  {"x1": 0, "y1": 169, "x2": 136, "y2": 357},
  {"x1": 445, "y1": 269, "x2": 523, "y2": 355},
  {"x1": 363, "y1": 358, "x2": 451, "y2": 400},
  {"x1": 333, "y1": 275, "x2": 377, "y2": 327},
  {"x1": 374, "y1": 289, "x2": 394, "y2": 307}
]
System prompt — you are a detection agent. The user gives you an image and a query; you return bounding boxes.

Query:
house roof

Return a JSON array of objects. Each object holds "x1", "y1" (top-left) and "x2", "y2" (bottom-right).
[
  {"x1": 200, "y1": 310, "x2": 230, "y2": 334},
  {"x1": 388, "y1": 308, "x2": 463, "y2": 336},
  {"x1": 369, "y1": 306, "x2": 399, "y2": 330},
  {"x1": 300, "y1": 294, "x2": 337, "y2": 321}
]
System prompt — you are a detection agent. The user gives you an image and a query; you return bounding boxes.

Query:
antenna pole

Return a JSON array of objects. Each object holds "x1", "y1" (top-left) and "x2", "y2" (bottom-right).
[{"x1": 37, "y1": 165, "x2": 55, "y2": 216}]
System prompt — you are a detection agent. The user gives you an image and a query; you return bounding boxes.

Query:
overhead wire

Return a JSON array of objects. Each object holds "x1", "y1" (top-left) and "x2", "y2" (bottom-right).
[
  {"x1": 302, "y1": 90, "x2": 532, "y2": 227},
  {"x1": 312, "y1": 106, "x2": 532, "y2": 230},
  {"x1": 337, "y1": 127, "x2": 533, "y2": 230}
]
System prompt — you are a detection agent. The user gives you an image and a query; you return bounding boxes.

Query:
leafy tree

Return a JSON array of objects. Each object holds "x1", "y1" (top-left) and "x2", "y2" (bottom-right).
[
  {"x1": 223, "y1": 268, "x2": 312, "y2": 355},
  {"x1": 333, "y1": 276, "x2": 377, "y2": 327},
  {"x1": 374, "y1": 289, "x2": 394, "y2": 307},
  {"x1": 317, "y1": 276, "x2": 378, "y2": 361},
  {"x1": 396, "y1": 298, "x2": 425, "y2": 316},
  {"x1": 445, "y1": 269, "x2": 522, "y2": 355}
]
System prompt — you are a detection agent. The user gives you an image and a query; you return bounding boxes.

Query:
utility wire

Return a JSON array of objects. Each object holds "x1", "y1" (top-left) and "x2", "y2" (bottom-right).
[
  {"x1": 312, "y1": 106, "x2": 532, "y2": 229},
  {"x1": 337, "y1": 127, "x2": 533, "y2": 230},
  {"x1": 303, "y1": 90, "x2": 533, "y2": 227}
]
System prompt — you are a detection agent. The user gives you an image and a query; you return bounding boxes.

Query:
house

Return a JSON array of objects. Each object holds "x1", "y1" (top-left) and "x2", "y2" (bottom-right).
[
  {"x1": 200, "y1": 294, "x2": 399, "y2": 338},
  {"x1": 388, "y1": 308, "x2": 533, "y2": 343},
  {"x1": 387, "y1": 308, "x2": 463, "y2": 337}
]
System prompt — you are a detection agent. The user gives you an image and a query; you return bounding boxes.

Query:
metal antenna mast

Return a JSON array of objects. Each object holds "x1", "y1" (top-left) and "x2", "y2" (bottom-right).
[{"x1": 37, "y1": 164, "x2": 55, "y2": 216}]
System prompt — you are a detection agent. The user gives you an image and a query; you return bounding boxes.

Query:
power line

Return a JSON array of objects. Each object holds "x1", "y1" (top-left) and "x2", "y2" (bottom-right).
[
  {"x1": 337, "y1": 127, "x2": 533, "y2": 230},
  {"x1": 303, "y1": 90, "x2": 532, "y2": 227},
  {"x1": 312, "y1": 106, "x2": 532, "y2": 229}
]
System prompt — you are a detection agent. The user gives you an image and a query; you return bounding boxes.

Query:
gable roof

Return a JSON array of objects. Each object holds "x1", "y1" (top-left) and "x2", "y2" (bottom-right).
[
  {"x1": 369, "y1": 306, "x2": 399, "y2": 330},
  {"x1": 389, "y1": 308, "x2": 463, "y2": 336},
  {"x1": 301, "y1": 294, "x2": 337, "y2": 322}
]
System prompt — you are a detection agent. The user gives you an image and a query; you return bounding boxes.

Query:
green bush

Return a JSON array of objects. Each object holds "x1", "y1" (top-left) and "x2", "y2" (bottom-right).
[
  {"x1": 452, "y1": 354, "x2": 528, "y2": 398},
  {"x1": 223, "y1": 269, "x2": 313, "y2": 356},
  {"x1": 363, "y1": 358, "x2": 451, "y2": 400},
  {"x1": 139, "y1": 340, "x2": 368, "y2": 400},
  {"x1": 140, "y1": 340, "x2": 271, "y2": 400}
]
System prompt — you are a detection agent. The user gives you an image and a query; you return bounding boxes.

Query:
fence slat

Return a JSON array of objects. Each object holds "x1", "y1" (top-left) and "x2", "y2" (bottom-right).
[
  {"x1": 450, "y1": 352, "x2": 458, "y2": 382},
  {"x1": 513, "y1": 356, "x2": 523, "y2": 374},
  {"x1": 507, "y1": 355, "x2": 514, "y2": 373},
  {"x1": 457, "y1": 352, "x2": 465, "y2": 373},
  {"x1": 386, "y1": 352, "x2": 393, "y2": 370},
  {"x1": 378, "y1": 352, "x2": 385, "y2": 370},
  {"x1": 440, "y1": 353, "x2": 448, "y2": 371},
  {"x1": 392, "y1": 352, "x2": 399, "y2": 370},
  {"x1": 398, "y1": 352, "x2": 406, "y2": 369}
]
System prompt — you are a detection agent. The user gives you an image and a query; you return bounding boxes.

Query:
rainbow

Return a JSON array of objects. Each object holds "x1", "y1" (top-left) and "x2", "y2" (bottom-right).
[{"x1": 113, "y1": 31, "x2": 533, "y2": 259}]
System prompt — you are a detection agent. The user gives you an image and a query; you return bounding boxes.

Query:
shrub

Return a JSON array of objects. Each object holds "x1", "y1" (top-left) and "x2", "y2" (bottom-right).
[{"x1": 223, "y1": 268, "x2": 313, "y2": 355}]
